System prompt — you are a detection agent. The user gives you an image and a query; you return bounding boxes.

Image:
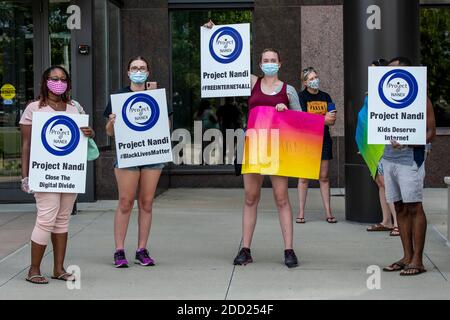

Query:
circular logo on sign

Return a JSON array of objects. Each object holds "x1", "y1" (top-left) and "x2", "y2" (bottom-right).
[
  {"x1": 1, "y1": 83, "x2": 16, "y2": 100},
  {"x1": 378, "y1": 69, "x2": 418, "y2": 109},
  {"x1": 209, "y1": 27, "x2": 243, "y2": 64},
  {"x1": 41, "y1": 115, "x2": 80, "y2": 156},
  {"x1": 122, "y1": 93, "x2": 160, "y2": 131}
]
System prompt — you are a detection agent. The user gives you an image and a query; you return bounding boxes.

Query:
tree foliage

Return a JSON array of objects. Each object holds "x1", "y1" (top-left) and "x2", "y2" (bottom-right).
[{"x1": 420, "y1": 8, "x2": 450, "y2": 127}]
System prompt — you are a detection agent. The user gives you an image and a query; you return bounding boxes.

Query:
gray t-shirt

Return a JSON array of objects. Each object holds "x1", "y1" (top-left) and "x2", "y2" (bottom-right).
[
  {"x1": 382, "y1": 145, "x2": 414, "y2": 166},
  {"x1": 383, "y1": 144, "x2": 426, "y2": 167},
  {"x1": 270, "y1": 83, "x2": 301, "y2": 111}
]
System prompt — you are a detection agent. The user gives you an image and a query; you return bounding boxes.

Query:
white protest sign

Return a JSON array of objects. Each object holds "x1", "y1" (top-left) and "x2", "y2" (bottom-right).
[
  {"x1": 368, "y1": 67, "x2": 427, "y2": 145},
  {"x1": 29, "y1": 112, "x2": 88, "y2": 193},
  {"x1": 111, "y1": 89, "x2": 172, "y2": 168},
  {"x1": 201, "y1": 23, "x2": 251, "y2": 98}
]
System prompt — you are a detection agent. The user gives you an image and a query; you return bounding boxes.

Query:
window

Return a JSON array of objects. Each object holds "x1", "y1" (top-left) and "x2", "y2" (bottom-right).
[
  {"x1": 170, "y1": 9, "x2": 252, "y2": 165},
  {"x1": 49, "y1": 0, "x2": 71, "y2": 73},
  {"x1": 94, "y1": 0, "x2": 121, "y2": 147},
  {"x1": 0, "y1": 0, "x2": 33, "y2": 186},
  {"x1": 420, "y1": 6, "x2": 450, "y2": 128}
]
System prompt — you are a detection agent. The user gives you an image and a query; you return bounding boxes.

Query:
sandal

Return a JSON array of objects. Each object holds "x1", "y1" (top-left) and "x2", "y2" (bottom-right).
[
  {"x1": 400, "y1": 264, "x2": 427, "y2": 276},
  {"x1": 390, "y1": 226, "x2": 400, "y2": 236},
  {"x1": 26, "y1": 274, "x2": 49, "y2": 285},
  {"x1": 367, "y1": 223, "x2": 393, "y2": 232},
  {"x1": 51, "y1": 272, "x2": 75, "y2": 282},
  {"x1": 326, "y1": 217, "x2": 337, "y2": 223},
  {"x1": 296, "y1": 217, "x2": 305, "y2": 224},
  {"x1": 383, "y1": 260, "x2": 406, "y2": 272}
]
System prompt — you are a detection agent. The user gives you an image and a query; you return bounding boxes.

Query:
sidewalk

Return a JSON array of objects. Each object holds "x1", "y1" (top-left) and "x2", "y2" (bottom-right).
[{"x1": 0, "y1": 188, "x2": 448, "y2": 300}]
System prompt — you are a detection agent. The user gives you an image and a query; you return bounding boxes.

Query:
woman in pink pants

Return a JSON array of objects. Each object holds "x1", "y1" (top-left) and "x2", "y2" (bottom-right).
[{"x1": 20, "y1": 66, "x2": 94, "y2": 284}]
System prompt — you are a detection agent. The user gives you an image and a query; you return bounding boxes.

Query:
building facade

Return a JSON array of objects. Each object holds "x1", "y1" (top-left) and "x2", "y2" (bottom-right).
[{"x1": 0, "y1": 0, "x2": 449, "y2": 202}]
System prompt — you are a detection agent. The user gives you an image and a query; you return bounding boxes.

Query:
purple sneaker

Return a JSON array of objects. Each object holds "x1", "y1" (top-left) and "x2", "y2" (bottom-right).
[
  {"x1": 114, "y1": 249, "x2": 129, "y2": 268},
  {"x1": 135, "y1": 248, "x2": 155, "y2": 266}
]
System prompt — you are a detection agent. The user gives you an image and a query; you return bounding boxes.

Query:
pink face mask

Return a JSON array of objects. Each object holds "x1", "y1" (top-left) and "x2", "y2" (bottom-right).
[{"x1": 47, "y1": 80, "x2": 68, "y2": 95}]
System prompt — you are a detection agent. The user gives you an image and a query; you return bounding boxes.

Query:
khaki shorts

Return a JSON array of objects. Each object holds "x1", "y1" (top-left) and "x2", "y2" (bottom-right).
[{"x1": 381, "y1": 158, "x2": 425, "y2": 203}]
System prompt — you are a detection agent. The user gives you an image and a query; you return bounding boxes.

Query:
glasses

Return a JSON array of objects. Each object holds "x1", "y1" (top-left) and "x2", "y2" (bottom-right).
[
  {"x1": 129, "y1": 66, "x2": 148, "y2": 72},
  {"x1": 48, "y1": 77, "x2": 67, "y2": 82}
]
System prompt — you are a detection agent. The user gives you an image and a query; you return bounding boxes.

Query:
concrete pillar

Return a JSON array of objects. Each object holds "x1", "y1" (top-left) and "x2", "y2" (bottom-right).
[
  {"x1": 344, "y1": 0, "x2": 420, "y2": 223},
  {"x1": 445, "y1": 177, "x2": 450, "y2": 244}
]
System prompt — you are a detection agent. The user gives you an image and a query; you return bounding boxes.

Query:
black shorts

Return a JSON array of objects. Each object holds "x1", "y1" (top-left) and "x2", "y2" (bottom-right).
[{"x1": 321, "y1": 139, "x2": 333, "y2": 160}]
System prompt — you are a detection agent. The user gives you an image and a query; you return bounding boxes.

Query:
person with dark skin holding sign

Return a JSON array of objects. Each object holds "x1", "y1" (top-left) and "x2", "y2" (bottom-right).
[
  {"x1": 382, "y1": 57, "x2": 436, "y2": 276},
  {"x1": 20, "y1": 66, "x2": 94, "y2": 284},
  {"x1": 105, "y1": 56, "x2": 169, "y2": 268}
]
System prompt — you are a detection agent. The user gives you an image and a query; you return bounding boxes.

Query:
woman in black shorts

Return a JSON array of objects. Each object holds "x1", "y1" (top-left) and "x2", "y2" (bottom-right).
[{"x1": 296, "y1": 67, "x2": 337, "y2": 224}]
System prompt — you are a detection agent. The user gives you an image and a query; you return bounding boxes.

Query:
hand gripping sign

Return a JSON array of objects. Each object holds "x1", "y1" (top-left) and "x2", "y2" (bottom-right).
[
  {"x1": 368, "y1": 67, "x2": 427, "y2": 145},
  {"x1": 111, "y1": 89, "x2": 172, "y2": 168},
  {"x1": 29, "y1": 112, "x2": 88, "y2": 193},
  {"x1": 201, "y1": 23, "x2": 251, "y2": 98}
]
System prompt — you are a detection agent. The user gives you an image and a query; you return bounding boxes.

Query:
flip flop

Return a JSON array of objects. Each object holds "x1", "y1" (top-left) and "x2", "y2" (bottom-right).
[
  {"x1": 367, "y1": 223, "x2": 393, "y2": 231},
  {"x1": 326, "y1": 217, "x2": 337, "y2": 224},
  {"x1": 383, "y1": 261, "x2": 406, "y2": 272},
  {"x1": 51, "y1": 272, "x2": 75, "y2": 282},
  {"x1": 400, "y1": 265, "x2": 427, "y2": 276},
  {"x1": 295, "y1": 217, "x2": 305, "y2": 224},
  {"x1": 26, "y1": 274, "x2": 49, "y2": 284},
  {"x1": 390, "y1": 226, "x2": 400, "y2": 236}
]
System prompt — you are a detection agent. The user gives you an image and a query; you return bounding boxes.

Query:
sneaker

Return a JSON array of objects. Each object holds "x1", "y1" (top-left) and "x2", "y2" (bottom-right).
[
  {"x1": 284, "y1": 249, "x2": 298, "y2": 268},
  {"x1": 135, "y1": 248, "x2": 155, "y2": 266},
  {"x1": 114, "y1": 249, "x2": 129, "y2": 268},
  {"x1": 233, "y1": 247, "x2": 253, "y2": 265}
]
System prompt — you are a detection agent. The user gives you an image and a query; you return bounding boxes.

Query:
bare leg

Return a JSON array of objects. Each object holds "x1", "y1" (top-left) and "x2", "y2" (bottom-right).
[
  {"x1": 114, "y1": 168, "x2": 140, "y2": 250},
  {"x1": 270, "y1": 175, "x2": 293, "y2": 250},
  {"x1": 242, "y1": 174, "x2": 264, "y2": 248},
  {"x1": 136, "y1": 169, "x2": 162, "y2": 249},
  {"x1": 395, "y1": 201, "x2": 413, "y2": 264},
  {"x1": 409, "y1": 202, "x2": 427, "y2": 268},
  {"x1": 28, "y1": 241, "x2": 47, "y2": 283},
  {"x1": 318, "y1": 160, "x2": 333, "y2": 219},
  {"x1": 51, "y1": 233, "x2": 74, "y2": 280},
  {"x1": 390, "y1": 203, "x2": 398, "y2": 228},
  {"x1": 297, "y1": 178, "x2": 308, "y2": 220},
  {"x1": 375, "y1": 175, "x2": 394, "y2": 228}
]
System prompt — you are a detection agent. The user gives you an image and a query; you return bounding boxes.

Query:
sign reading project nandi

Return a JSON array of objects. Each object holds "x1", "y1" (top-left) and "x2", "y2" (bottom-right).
[
  {"x1": 368, "y1": 67, "x2": 427, "y2": 145},
  {"x1": 29, "y1": 112, "x2": 88, "y2": 193},
  {"x1": 201, "y1": 23, "x2": 251, "y2": 98},
  {"x1": 111, "y1": 89, "x2": 172, "y2": 168}
]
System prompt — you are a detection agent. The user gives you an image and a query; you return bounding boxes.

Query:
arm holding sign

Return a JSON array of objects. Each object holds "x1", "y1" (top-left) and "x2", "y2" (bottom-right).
[
  {"x1": 20, "y1": 124, "x2": 32, "y2": 193},
  {"x1": 390, "y1": 96, "x2": 436, "y2": 149},
  {"x1": 426, "y1": 96, "x2": 436, "y2": 144},
  {"x1": 80, "y1": 126, "x2": 95, "y2": 138},
  {"x1": 106, "y1": 113, "x2": 116, "y2": 137}
]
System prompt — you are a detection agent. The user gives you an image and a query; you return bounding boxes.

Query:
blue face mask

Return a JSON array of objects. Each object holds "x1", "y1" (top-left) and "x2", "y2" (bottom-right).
[
  {"x1": 129, "y1": 71, "x2": 148, "y2": 84},
  {"x1": 308, "y1": 78, "x2": 320, "y2": 90},
  {"x1": 261, "y1": 63, "x2": 279, "y2": 76}
]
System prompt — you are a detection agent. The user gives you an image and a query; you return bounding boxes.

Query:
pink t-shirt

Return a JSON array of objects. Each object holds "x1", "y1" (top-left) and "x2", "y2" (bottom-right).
[{"x1": 19, "y1": 100, "x2": 84, "y2": 125}]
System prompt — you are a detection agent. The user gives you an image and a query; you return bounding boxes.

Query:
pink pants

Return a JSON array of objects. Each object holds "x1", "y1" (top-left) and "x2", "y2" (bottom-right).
[{"x1": 31, "y1": 192, "x2": 77, "y2": 245}]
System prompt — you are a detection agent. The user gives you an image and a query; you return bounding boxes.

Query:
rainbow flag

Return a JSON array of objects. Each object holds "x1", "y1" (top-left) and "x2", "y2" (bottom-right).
[
  {"x1": 241, "y1": 106, "x2": 324, "y2": 179},
  {"x1": 355, "y1": 96, "x2": 385, "y2": 179}
]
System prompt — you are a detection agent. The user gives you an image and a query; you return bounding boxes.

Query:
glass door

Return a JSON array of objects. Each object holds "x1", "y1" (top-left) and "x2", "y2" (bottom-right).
[
  {"x1": 0, "y1": 0, "x2": 34, "y2": 200},
  {"x1": 0, "y1": 0, "x2": 86, "y2": 202}
]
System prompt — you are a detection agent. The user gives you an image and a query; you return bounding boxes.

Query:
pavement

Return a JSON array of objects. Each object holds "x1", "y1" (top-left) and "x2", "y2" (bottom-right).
[{"x1": 0, "y1": 188, "x2": 449, "y2": 300}]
